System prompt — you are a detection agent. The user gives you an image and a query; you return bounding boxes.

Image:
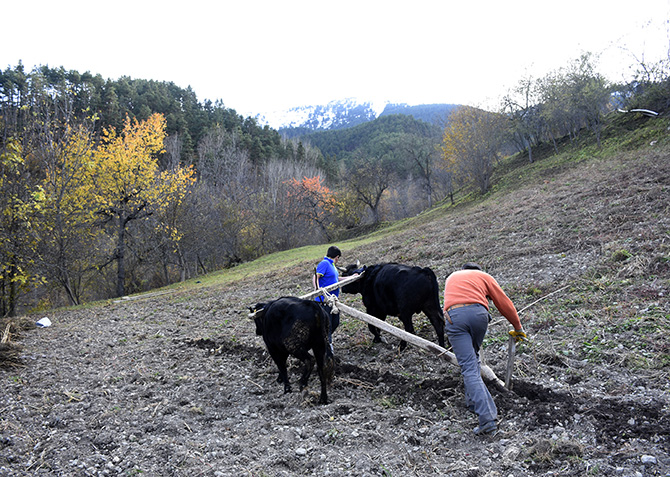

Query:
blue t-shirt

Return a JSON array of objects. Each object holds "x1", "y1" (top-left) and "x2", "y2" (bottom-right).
[{"x1": 315, "y1": 257, "x2": 339, "y2": 302}]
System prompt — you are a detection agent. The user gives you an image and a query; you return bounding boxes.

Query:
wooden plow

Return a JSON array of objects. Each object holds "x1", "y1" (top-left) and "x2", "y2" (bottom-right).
[{"x1": 294, "y1": 274, "x2": 505, "y2": 388}]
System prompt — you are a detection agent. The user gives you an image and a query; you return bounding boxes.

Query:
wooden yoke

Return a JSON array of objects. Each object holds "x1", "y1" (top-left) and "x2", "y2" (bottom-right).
[
  {"x1": 298, "y1": 273, "x2": 363, "y2": 301},
  {"x1": 247, "y1": 273, "x2": 364, "y2": 320}
]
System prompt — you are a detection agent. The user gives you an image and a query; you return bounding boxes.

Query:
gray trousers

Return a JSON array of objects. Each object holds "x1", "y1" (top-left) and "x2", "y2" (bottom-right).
[{"x1": 446, "y1": 304, "x2": 497, "y2": 426}]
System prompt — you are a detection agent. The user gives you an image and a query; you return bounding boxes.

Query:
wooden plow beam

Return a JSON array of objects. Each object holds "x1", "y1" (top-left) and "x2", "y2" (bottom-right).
[{"x1": 332, "y1": 300, "x2": 504, "y2": 387}]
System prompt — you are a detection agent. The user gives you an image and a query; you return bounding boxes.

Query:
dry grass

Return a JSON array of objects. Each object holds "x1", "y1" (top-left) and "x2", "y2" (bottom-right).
[{"x1": 0, "y1": 317, "x2": 34, "y2": 368}]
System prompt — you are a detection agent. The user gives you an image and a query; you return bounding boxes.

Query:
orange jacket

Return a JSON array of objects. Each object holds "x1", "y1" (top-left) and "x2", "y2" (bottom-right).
[{"x1": 443, "y1": 269, "x2": 522, "y2": 330}]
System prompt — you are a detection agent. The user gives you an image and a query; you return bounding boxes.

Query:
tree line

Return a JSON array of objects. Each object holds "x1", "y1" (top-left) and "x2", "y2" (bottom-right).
[
  {"x1": 0, "y1": 63, "x2": 446, "y2": 315},
  {"x1": 440, "y1": 53, "x2": 669, "y2": 197},
  {"x1": 1, "y1": 51, "x2": 668, "y2": 315}
]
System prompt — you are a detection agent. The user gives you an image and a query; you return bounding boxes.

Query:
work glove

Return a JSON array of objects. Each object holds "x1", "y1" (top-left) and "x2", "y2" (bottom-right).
[{"x1": 509, "y1": 329, "x2": 527, "y2": 343}]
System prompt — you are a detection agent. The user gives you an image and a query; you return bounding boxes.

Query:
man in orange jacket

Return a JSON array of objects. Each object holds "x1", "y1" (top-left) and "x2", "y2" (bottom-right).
[{"x1": 443, "y1": 262, "x2": 527, "y2": 435}]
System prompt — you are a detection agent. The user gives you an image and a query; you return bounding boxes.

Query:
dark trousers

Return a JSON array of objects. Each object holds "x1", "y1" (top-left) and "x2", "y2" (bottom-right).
[{"x1": 319, "y1": 303, "x2": 340, "y2": 343}]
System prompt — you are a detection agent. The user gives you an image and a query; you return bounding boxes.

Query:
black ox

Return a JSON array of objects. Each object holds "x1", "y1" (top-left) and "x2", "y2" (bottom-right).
[
  {"x1": 252, "y1": 296, "x2": 335, "y2": 404},
  {"x1": 341, "y1": 263, "x2": 445, "y2": 351}
]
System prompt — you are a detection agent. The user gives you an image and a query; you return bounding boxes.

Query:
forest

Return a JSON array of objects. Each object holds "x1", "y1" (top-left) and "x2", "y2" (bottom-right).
[{"x1": 1, "y1": 51, "x2": 668, "y2": 315}]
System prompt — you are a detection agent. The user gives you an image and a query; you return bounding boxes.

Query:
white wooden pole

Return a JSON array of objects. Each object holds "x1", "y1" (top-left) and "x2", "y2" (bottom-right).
[{"x1": 334, "y1": 300, "x2": 504, "y2": 387}]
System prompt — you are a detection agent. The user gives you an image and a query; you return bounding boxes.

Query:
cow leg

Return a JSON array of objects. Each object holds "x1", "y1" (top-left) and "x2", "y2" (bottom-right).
[
  {"x1": 269, "y1": 349, "x2": 291, "y2": 393},
  {"x1": 313, "y1": 346, "x2": 332, "y2": 405},
  {"x1": 398, "y1": 313, "x2": 416, "y2": 351},
  {"x1": 293, "y1": 350, "x2": 315, "y2": 390},
  {"x1": 426, "y1": 310, "x2": 446, "y2": 348},
  {"x1": 367, "y1": 311, "x2": 386, "y2": 343},
  {"x1": 367, "y1": 323, "x2": 383, "y2": 343}
]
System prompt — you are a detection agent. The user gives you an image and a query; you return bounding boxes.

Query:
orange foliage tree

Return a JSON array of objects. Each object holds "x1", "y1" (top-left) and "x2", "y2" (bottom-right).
[{"x1": 285, "y1": 175, "x2": 337, "y2": 241}]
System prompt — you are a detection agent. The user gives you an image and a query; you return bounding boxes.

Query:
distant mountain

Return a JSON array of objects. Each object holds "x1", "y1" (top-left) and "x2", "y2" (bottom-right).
[
  {"x1": 255, "y1": 99, "x2": 459, "y2": 137},
  {"x1": 379, "y1": 103, "x2": 459, "y2": 127},
  {"x1": 300, "y1": 113, "x2": 443, "y2": 161},
  {"x1": 255, "y1": 99, "x2": 385, "y2": 135}
]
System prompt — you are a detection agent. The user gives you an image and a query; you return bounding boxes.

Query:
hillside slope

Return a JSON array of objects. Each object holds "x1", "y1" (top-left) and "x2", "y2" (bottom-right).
[{"x1": 1, "y1": 133, "x2": 669, "y2": 475}]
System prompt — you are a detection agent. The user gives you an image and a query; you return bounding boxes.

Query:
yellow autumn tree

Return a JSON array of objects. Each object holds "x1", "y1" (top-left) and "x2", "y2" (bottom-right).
[
  {"x1": 440, "y1": 106, "x2": 506, "y2": 194},
  {"x1": 40, "y1": 123, "x2": 99, "y2": 305},
  {"x1": 0, "y1": 138, "x2": 45, "y2": 316},
  {"x1": 89, "y1": 113, "x2": 195, "y2": 297}
]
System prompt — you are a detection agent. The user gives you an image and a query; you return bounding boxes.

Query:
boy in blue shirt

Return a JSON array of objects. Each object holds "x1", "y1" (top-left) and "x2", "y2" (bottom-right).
[{"x1": 313, "y1": 246, "x2": 343, "y2": 346}]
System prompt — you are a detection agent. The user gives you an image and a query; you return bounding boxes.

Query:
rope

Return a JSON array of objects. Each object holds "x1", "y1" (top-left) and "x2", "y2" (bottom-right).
[
  {"x1": 490, "y1": 284, "x2": 570, "y2": 327},
  {"x1": 320, "y1": 288, "x2": 340, "y2": 315}
]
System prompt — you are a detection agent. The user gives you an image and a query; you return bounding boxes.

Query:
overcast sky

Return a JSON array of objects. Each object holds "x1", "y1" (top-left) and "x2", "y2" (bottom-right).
[{"x1": 4, "y1": 1, "x2": 669, "y2": 116}]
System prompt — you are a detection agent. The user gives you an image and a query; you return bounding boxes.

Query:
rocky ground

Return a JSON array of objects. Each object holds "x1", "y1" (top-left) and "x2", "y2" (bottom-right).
[{"x1": 1, "y1": 144, "x2": 669, "y2": 476}]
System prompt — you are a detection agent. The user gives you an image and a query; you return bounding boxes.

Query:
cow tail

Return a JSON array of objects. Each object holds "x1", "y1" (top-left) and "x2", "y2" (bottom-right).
[
  {"x1": 322, "y1": 307, "x2": 329, "y2": 337},
  {"x1": 320, "y1": 306, "x2": 335, "y2": 383},
  {"x1": 323, "y1": 307, "x2": 333, "y2": 353},
  {"x1": 426, "y1": 268, "x2": 444, "y2": 318}
]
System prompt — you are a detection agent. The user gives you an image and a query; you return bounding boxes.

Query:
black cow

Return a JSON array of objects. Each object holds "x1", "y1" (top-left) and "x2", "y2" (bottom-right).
[
  {"x1": 341, "y1": 263, "x2": 445, "y2": 351},
  {"x1": 252, "y1": 296, "x2": 335, "y2": 404}
]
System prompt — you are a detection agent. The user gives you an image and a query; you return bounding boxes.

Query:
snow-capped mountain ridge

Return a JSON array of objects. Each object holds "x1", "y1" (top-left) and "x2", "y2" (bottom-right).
[
  {"x1": 255, "y1": 98, "x2": 388, "y2": 131},
  {"x1": 255, "y1": 98, "x2": 458, "y2": 136}
]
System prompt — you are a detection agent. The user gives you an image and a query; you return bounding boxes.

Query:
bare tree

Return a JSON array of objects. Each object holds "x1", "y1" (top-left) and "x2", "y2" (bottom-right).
[
  {"x1": 163, "y1": 133, "x2": 185, "y2": 170},
  {"x1": 345, "y1": 152, "x2": 394, "y2": 224},
  {"x1": 261, "y1": 159, "x2": 325, "y2": 249},
  {"x1": 401, "y1": 135, "x2": 441, "y2": 208},
  {"x1": 501, "y1": 76, "x2": 543, "y2": 163},
  {"x1": 197, "y1": 126, "x2": 251, "y2": 200},
  {"x1": 281, "y1": 137, "x2": 323, "y2": 167},
  {"x1": 433, "y1": 161, "x2": 456, "y2": 205}
]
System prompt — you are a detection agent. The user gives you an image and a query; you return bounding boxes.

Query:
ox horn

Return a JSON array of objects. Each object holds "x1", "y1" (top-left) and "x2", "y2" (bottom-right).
[{"x1": 248, "y1": 305, "x2": 264, "y2": 320}]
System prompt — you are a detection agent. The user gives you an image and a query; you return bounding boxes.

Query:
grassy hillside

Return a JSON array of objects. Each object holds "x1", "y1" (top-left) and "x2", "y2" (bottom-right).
[{"x1": 161, "y1": 110, "x2": 669, "y2": 294}]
